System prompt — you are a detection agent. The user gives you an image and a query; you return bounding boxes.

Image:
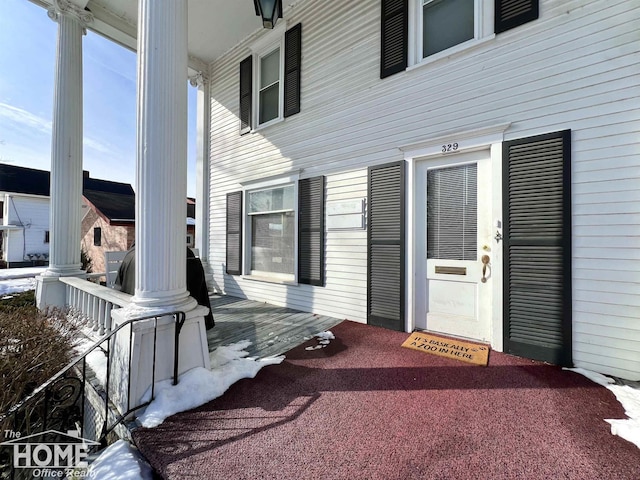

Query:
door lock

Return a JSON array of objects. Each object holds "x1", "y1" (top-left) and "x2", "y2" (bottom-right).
[
  {"x1": 494, "y1": 231, "x2": 503, "y2": 243},
  {"x1": 481, "y1": 255, "x2": 490, "y2": 283}
]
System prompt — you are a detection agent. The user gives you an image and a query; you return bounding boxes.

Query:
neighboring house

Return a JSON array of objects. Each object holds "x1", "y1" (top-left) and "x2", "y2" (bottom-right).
[
  {"x1": 82, "y1": 188, "x2": 197, "y2": 273},
  {"x1": 205, "y1": 0, "x2": 640, "y2": 380},
  {"x1": 80, "y1": 176, "x2": 136, "y2": 274},
  {"x1": 0, "y1": 164, "x2": 51, "y2": 267},
  {"x1": 0, "y1": 164, "x2": 195, "y2": 272}
]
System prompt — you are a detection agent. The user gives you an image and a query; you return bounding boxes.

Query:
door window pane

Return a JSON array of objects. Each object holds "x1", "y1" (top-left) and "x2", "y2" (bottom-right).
[
  {"x1": 423, "y1": 0, "x2": 474, "y2": 57},
  {"x1": 427, "y1": 163, "x2": 477, "y2": 260}
]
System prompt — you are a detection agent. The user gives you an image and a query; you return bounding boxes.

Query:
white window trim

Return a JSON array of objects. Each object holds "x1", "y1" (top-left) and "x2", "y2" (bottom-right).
[
  {"x1": 250, "y1": 22, "x2": 287, "y2": 131},
  {"x1": 408, "y1": 0, "x2": 495, "y2": 68},
  {"x1": 241, "y1": 172, "x2": 299, "y2": 282}
]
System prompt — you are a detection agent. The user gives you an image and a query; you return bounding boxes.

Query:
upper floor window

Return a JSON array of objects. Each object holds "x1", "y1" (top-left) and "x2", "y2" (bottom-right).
[
  {"x1": 422, "y1": 0, "x2": 474, "y2": 57},
  {"x1": 381, "y1": 0, "x2": 539, "y2": 78},
  {"x1": 258, "y1": 45, "x2": 283, "y2": 125},
  {"x1": 93, "y1": 227, "x2": 101, "y2": 247},
  {"x1": 240, "y1": 23, "x2": 302, "y2": 134},
  {"x1": 409, "y1": 0, "x2": 493, "y2": 64}
]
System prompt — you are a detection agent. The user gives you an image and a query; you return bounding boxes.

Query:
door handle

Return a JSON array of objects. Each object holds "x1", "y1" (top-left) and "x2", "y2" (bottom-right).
[{"x1": 481, "y1": 255, "x2": 490, "y2": 283}]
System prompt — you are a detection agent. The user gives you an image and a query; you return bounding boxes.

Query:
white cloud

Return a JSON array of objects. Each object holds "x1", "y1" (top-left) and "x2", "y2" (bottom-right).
[
  {"x1": 84, "y1": 136, "x2": 114, "y2": 155},
  {"x1": 0, "y1": 102, "x2": 52, "y2": 135}
]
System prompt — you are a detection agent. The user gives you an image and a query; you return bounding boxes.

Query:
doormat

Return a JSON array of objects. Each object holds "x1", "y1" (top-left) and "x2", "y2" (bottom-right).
[{"x1": 401, "y1": 332, "x2": 490, "y2": 366}]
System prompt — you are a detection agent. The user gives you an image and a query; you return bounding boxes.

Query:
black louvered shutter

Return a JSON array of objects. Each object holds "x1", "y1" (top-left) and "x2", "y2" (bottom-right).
[
  {"x1": 368, "y1": 161, "x2": 405, "y2": 331},
  {"x1": 226, "y1": 191, "x2": 243, "y2": 275},
  {"x1": 503, "y1": 130, "x2": 571, "y2": 366},
  {"x1": 495, "y1": 0, "x2": 539, "y2": 34},
  {"x1": 380, "y1": 0, "x2": 408, "y2": 79},
  {"x1": 284, "y1": 23, "x2": 302, "y2": 118},
  {"x1": 239, "y1": 56, "x2": 252, "y2": 134},
  {"x1": 298, "y1": 176, "x2": 325, "y2": 285}
]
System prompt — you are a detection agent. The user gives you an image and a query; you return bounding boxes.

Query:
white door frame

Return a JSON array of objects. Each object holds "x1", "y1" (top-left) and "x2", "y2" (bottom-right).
[{"x1": 402, "y1": 123, "x2": 510, "y2": 351}]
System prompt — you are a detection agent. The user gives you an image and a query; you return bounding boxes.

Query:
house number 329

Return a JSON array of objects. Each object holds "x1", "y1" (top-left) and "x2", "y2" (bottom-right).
[{"x1": 442, "y1": 143, "x2": 459, "y2": 153}]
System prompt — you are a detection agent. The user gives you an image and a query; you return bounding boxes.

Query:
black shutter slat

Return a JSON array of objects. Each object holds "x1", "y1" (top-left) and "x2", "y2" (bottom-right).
[
  {"x1": 298, "y1": 176, "x2": 325, "y2": 286},
  {"x1": 503, "y1": 130, "x2": 571, "y2": 366},
  {"x1": 284, "y1": 23, "x2": 302, "y2": 118},
  {"x1": 239, "y1": 56, "x2": 252, "y2": 134},
  {"x1": 226, "y1": 191, "x2": 243, "y2": 275},
  {"x1": 368, "y1": 161, "x2": 405, "y2": 331},
  {"x1": 380, "y1": 0, "x2": 408, "y2": 79},
  {"x1": 495, "y1": 0, "x2": 539, "y2": 34}
]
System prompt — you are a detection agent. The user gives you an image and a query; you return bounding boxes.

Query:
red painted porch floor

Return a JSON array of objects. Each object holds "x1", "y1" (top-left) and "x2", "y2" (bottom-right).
[{"x1": 132, "y1": 320, "x2": 640, "y2": 480}]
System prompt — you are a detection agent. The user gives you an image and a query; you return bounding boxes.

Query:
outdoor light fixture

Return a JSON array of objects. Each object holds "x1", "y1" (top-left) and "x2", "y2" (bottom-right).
[{"x1": 254, "y1": 0, "x2": 282, "y2": 29}]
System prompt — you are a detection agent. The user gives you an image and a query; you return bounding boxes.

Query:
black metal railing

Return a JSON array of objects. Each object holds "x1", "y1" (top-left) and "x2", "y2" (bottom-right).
[{"x1": 0, "y1": 311, "x2": 186, "y2": 479}]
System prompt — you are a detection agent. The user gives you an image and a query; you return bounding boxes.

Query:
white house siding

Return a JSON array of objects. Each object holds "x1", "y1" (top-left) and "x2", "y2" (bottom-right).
[
  {"x1": 4, "y1": 195, "x2": 50, "y2": 264},
  {"x1": 208, "y1": 0, "x2": 640, "y2": 378}
]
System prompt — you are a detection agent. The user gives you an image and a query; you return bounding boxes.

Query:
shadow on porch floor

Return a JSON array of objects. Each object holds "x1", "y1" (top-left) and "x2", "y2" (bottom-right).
[{"x1": 206, "y1": 294, "x2": 343, "y2": 360}]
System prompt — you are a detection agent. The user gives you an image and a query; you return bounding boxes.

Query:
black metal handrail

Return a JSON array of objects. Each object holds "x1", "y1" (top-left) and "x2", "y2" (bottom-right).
[{"x1": 0, "y1": 310, "x2": 186, "y2": 479}]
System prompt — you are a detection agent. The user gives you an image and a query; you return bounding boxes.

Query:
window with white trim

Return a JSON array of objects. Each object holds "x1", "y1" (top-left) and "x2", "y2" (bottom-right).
[
  {"x1": 408, "y1": 0, "x2": 494, "y2": 65},
  {"x1": 247, "y1": 183, "x2": 296, "y2": 280},
  {"x1": 381, "y1": 0, "x2": 539, "y2": 78},
  {"x1": 251, "y1": 23, "x2": 286, "y2": 128},
  {"x1": 226, "y1": 175, "x2": 325, "y2": 285},
  {"x1": 240, "y1": 23, "x2": 302, "y2": 133},
  {"x1": 258, "y1": 47, "x2": 282, "y2": 125}
]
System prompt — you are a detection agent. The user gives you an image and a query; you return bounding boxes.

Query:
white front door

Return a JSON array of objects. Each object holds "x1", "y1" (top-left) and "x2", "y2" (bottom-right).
[{"x1": 423, "y1": 150, "x2": 493, "y2": 342}]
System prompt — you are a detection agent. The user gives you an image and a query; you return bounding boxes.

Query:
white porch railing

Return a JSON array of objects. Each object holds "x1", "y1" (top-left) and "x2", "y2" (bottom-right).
[{"x1": 60, "y1": 276, "x2": 132, "y2": 336}]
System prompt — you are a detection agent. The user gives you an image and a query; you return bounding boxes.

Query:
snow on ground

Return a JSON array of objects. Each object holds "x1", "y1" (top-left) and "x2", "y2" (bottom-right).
[
  {"x1": 75, "y1": 338, "x2": 109, "y2": 385},
  {"x1": 566, "y1": 367, "x2": 640, "y2": 449},
  {"x1": 87, "y1": 439, "x2": 154, "y2": 480},
  {"x1": 137, "y1": 341, "x2": 284, "y2": 428},
  {"x1": 0, "y1": 277, "x2": 36, "y2": 296},
  {"x1": 0, "y1": 267, "x2": 46, "y2": 296}
]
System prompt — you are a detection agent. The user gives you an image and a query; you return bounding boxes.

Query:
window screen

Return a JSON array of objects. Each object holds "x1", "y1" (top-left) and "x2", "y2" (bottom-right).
[
  {"x1": 248, "y1": 184, "x2": 295, "y2": 277},
  {"x1": 423, "y1": 0, "x2": 474, "y2": 57},
  {"x1": 251, "y1": 212, "x2": 295, "y2": 275},
  {"x1": 427, "y1": 163, "x2": 477, "y2": 260}
]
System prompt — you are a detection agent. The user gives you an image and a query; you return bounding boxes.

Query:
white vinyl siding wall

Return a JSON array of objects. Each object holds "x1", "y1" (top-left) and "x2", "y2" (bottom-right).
[
  {"x1": 5, "y1": 195, "x2": 50, "y2": 263},
  {"x1": 208, "y1": 0, "x2": 640, "y2": 378}
]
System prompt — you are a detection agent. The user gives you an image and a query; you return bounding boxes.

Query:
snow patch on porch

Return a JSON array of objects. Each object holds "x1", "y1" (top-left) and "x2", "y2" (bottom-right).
[
  {"x1": 137, "y1": 341, "x2": 284, "y2": 428},
  {"x1": 566, "y1": 367, "x2": 640, "y2": 449}
]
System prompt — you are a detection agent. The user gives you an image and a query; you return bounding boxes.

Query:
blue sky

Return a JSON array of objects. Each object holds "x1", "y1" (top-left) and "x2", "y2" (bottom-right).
[{"x1": 0, "y1": 0, "x2": 198, "y2": 196}]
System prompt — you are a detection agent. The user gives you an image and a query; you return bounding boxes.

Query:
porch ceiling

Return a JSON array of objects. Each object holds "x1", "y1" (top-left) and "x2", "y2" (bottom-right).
[{"x1": 30, "y1": 0, "x2": 298, "y2": 69}]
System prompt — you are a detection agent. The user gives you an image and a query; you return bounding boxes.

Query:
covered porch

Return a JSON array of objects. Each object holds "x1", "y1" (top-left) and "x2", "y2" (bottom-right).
[{"x1": 30, "y1": 0, "x2": 296, "y2": 413}]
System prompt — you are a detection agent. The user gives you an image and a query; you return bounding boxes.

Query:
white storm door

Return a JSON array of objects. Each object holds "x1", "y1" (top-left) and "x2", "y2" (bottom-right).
[{"x1": 425, "y1": 151, "x2": 492, "y2": 342}]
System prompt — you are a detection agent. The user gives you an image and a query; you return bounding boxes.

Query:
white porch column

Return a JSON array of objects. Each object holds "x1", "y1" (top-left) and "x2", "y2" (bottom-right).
[
  {"x1": 110, "y1": 0, "x2": 210, "y2": 414},
  {"x1": 132, "y1": 0, "x2": 195, "y2": 310},
  {"x1": 36, "y1": 0, "x2": 92, "y2": 309},
  {"x1": 190, "y1": 72, "x2": 214, "y2": 291}
]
